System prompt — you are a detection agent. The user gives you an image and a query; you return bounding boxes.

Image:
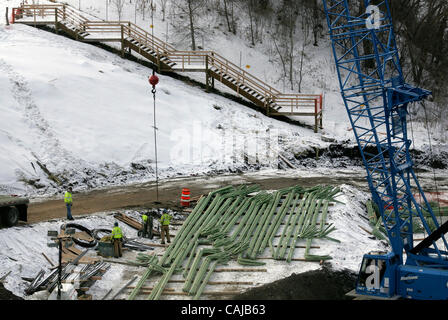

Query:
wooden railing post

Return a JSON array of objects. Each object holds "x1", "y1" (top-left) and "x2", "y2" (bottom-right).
[
  {"x1": 211, "y1": 52, "x2": 215, "y2": 89},
  {"x1": 55, "y1": 8, "x2": 58, "y2": 34},
  {"x1": 127, "y1": 23, "x2": 132, "y2": 55},
  {"x1": 156, "y1": 47, "x2": 161, "y2": 73},
  {"x1": 205, "y1": 54, "x2": 210, "y2": 92},
  {"x1": 319, "y1": 94, "x2": 324, "y2": 129},
  {"x1": 266, "y1": 94, "x2": 270, "y2": 117},
  {"x1": 120, "y1": 25, "x2": 125, "y2": 58}
]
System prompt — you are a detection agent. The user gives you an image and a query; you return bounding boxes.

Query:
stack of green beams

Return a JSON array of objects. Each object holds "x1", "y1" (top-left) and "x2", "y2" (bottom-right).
[{"x1": 128, "y1": 184, "x2": 342, "y2": 300}]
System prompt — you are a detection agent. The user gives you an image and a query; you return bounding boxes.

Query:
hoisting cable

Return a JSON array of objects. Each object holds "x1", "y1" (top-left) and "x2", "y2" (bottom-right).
[
  {"x1": 149, "y1": 69, "x2": 159, "y2": 202},
  {"x1": 148, "y1": 1, "x2": 160, "y2": 202}
]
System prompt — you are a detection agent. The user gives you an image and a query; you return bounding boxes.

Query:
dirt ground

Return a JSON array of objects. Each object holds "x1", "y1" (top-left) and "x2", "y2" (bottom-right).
[
  {"x1": 26, "y1": 172, "x2": 368, "y2": 224},
  {"x1": 0, "y1": 283, "x2": 22, "y2": 300},
  {"x1": 232, "y1": 265, "x2": 357, "y2": 300}
]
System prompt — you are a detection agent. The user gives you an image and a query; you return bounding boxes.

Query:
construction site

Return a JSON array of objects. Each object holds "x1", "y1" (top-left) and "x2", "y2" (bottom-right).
[{"x1": 1, "y1": 0, "x2": 448, "y2": 307}]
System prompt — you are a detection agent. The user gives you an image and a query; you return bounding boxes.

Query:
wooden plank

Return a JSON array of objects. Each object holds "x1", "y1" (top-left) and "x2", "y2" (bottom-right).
[
  {"x1": 65, "y1": 245, "x2": 82, "y2": 255},
  {"x1": 358, "y1": 225, "x2": 372, "y2": 235},
  {"x1": 278, "y1": 154, "x2": 295, "y2": 169},
  {"x1": 214, "y1": 268, "x2": 267, "y2": 273},
  {"x1": 128, "y1": 280, "x2": 253, "y2": 288},
  {"x1": 41, "y1": 252, "x2": 55, "y2": 267},
  {"x1": 272, "y1": 244, "x2": 320, "y2": 249},
  {"x1": 114, "y1": 212, "x2": 143, "y2": 230},
  {"x1": 258, "y1": 257, "x2": 321, "y2": 262},
  {"x1": 134, "y1": 290, "x2": 241, "y2": 296},
  {"x1": 72, "y1": 231, "x2": 94, "y2": 242},
  {"x1": 127, "y1": 286, "x2": 175, "y2": 291}
]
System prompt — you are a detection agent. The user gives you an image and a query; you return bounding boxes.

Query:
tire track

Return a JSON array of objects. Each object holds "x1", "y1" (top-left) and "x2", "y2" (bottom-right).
[{"x1": 0, "y1": 59, "x2": 83, "y2": 180}]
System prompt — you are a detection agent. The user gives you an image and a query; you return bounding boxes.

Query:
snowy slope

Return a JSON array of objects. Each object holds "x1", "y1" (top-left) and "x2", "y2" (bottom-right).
[
  {"x1": 58, "y1": 0, "x2": 447, "y2": 142},
  {"x1": 0, "y1": 20, "x2": 331, "y2": 195},
  {"x1": 0, "y1": 0, "x2": 444, "y2": 196}
]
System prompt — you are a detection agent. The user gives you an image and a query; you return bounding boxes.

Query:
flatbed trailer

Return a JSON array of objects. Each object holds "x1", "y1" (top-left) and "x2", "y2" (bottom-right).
[{"x1": 0, "y1": 195, "x2": 29, "y2": 227}]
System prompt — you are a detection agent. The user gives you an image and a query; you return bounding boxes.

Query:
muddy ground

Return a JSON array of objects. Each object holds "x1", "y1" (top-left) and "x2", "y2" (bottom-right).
[
  {"x1": 25, "y1": 172, "x2": 369, "y2": 224},
  {"x1": 25, "y1": 168, "x2": 448, "y2": 225},
  {"x1": 0, "y1": 283, "x2": 22, "y2": 300},
  {"x1": 232, "y1": 265, "x2": 357, "y2": 300}
]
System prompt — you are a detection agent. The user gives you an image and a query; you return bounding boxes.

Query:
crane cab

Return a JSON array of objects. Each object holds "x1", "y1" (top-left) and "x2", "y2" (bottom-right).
[{"x1": 354, "y1": 251, "x2": 400, "y2": 299}]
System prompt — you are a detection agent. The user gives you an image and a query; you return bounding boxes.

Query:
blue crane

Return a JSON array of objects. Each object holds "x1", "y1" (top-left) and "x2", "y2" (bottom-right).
[{"x1": 322, "y1": 0, "x2": 448, "y2": 299}]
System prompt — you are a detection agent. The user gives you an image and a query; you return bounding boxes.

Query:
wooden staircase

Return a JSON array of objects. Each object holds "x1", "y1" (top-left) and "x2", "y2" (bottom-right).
[{"x1": 11, "y1": 3, "x2": 324, "y2": 132}]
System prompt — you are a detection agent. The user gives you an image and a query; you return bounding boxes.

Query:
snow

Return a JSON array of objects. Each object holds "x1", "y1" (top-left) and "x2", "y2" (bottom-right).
[
  {"x1": 0, "y1": 184, "x2": 389, "y2": 300},
  {"x1": 0, "y1": 20, "x2": 329, "y2": 195},
  {"x1": 0, "y1": 0, "x2": 442, "y2": 196},
  {"x1": 0, "y1": 0, "x2": 445, "y2": 300}
]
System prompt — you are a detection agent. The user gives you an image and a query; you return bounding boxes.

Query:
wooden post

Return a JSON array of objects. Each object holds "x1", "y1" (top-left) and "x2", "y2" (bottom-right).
[
  {"x1": 127, "y1": 22, "x2": 131, "y2": 55},
  {"x1": 266, "y1": 96, "x2": 270, "y2": 117},
  {"x1": 55, "y1": 8, "x2": 58, "y2": 34},
  {"x1": 156, "y1": 48, "x2": 161, "y2": 73},
  {"x1": 319, "y1": 94, "x2": 324, "y2": 129},
  {"x1": 314, "y1": 98, "x2": 318, "y2": 133},
  {"x1": 121, "y1": 25, "x2": 125, "y2": 58},
  {"x1": 205, "y1": 55, "x2": 209, "y2": 92},
  {"x1": 211, "y1": 52, "x2": 215, "y2": 89},
  {"x1": 5, "y1": 7, "x2": 9, "y2": 26}
]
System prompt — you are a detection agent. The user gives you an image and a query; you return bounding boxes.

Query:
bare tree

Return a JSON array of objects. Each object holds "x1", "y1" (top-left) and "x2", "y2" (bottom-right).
[
  {"x1": 242, "y1": 0, "x2": 271, "y2": 46},
  {"x1": 171, "y1": 0, "x2": 206, "y2": 50},
  {"x1": 160, "y1": 0, "x2": 169, "y2": 21},
  {"x1": 221, "y1": 0, "x2": 236, "y2": 34},
  {"x1": 112, "y1": 0, "x2": 125, "y2": 20}
]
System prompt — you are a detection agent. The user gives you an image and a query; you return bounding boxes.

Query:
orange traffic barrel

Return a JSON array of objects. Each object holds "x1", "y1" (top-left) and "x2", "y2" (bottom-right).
[{"x1": 181, "y1": 188, "x2": 191, "y2": 207}]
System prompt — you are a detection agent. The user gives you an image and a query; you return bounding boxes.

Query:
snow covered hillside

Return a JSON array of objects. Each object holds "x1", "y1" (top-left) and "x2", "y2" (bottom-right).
[
  {"x1": 0, "y1": 0, "x2": 445, "y2": 197},
  {"x1": 0, "y1": 19, "x2": 333, "y2": 196}
]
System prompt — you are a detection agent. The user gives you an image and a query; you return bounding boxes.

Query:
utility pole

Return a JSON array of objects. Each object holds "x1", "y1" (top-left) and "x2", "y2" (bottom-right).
[{"x1": 47, "y1": 228, "x2": 75, "y2": 300}]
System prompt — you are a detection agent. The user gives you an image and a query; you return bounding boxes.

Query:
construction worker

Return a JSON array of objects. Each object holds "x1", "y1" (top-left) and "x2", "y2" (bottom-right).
[
  {"x1": 64, "y1": 187, "x2": 74, "y2": 220},
  {"x1": 111, "y1": 222, "x2": 123, "y2": 258},
  {"x1": 159, "y1": 209, "x2": 172, "y2": 245},
  {"x1": 141, "y1": 212, "x2": 148, "y2": 238}
]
